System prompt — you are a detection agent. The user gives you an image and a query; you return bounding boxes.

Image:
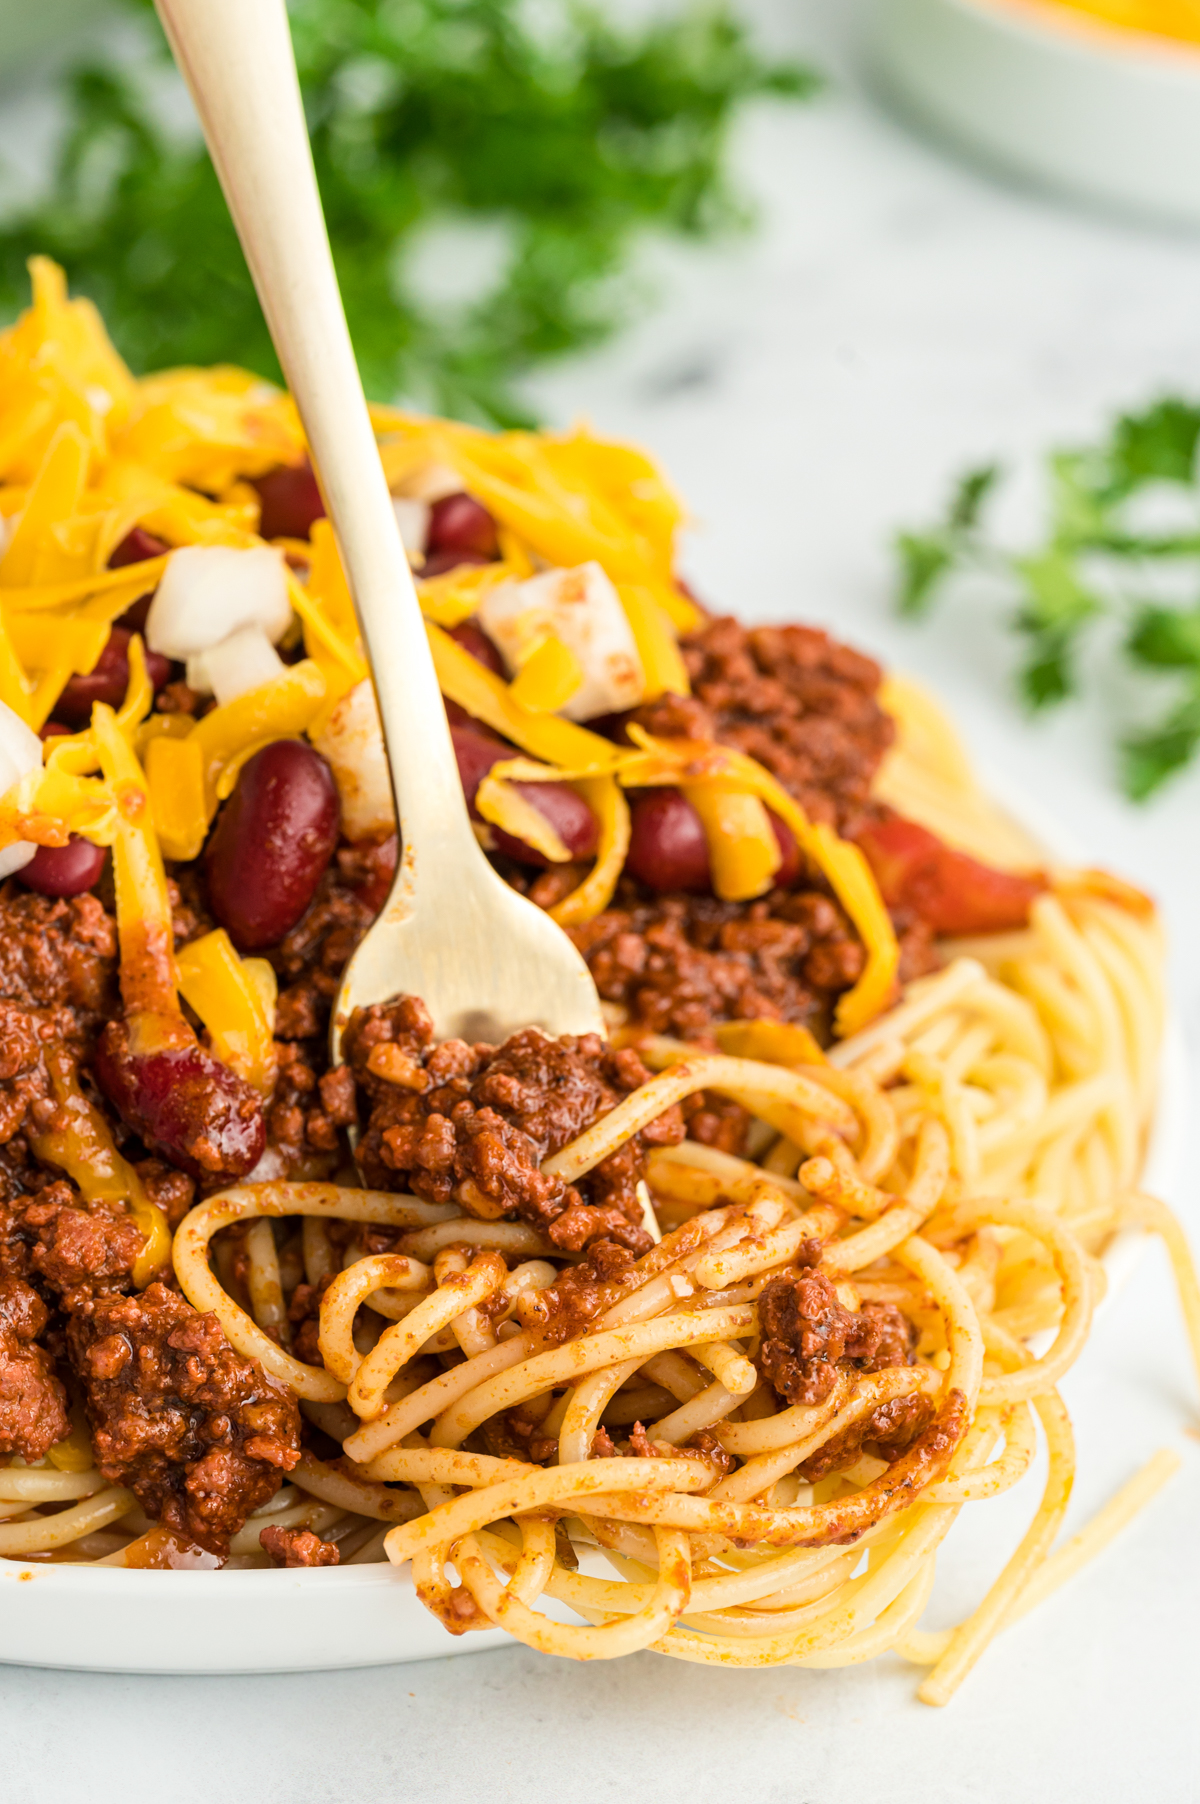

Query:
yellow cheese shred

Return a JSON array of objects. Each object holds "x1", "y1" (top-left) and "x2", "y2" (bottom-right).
[
  {"x1": 426, "y1": 619, "x2": 621, "y2": 771},
  {"x1": 550, "y1": 775, "x2": 631, "y2": 929},
  {"x1": 176, "y1": 929, "x2": 278, "y2": 1095},
  {"x1": 27, "y1": 1046, "x2": 170, "y2": 1289},
  {"x1": 508, "y1": 633, "x2": 583, "y2": 714},
  {"x1": 190, "y1": 659, "x2": 327, "y2": 812},
  {"x1": 683, "y1": 779, "x2": 781, "y2": 902},
  {"x1": 145, "y1": 733, "x2": 208, "y2": 861},
  {"x1": 475, "y1": 769, "x2": 573, "y2": 863},
  {"x1": 0, "y1": 420, "x2": 91, "y2": 587},
  {"x1": 715, "y1": 1020, "x2": 828, "y2": 1066},
  {"x1": 91, "y1": 698, "x2": 187, "y2": 1050},
  {"x1": 617, "y1": 582, "x2": 690, "y2": 700}
]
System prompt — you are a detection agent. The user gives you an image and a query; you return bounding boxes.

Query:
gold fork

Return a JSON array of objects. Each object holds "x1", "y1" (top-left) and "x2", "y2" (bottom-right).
[{"x1": 155, "y1": 0, "x2": 605, "y2": 1055}]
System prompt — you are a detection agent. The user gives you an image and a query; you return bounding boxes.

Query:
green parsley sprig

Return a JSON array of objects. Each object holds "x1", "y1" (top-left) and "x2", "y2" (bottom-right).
[
  {"x1": 894, "y1": 398, "x2": 1200, "y2": 799},
  {"x1": 0, "y1": 0, "x2": 815, "y2": 427}
]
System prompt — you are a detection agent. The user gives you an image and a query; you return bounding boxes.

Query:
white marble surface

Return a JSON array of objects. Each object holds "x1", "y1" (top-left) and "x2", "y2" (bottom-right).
[{"x1": 3, "y1": 4, "x2": 1200, "y2": 1799}]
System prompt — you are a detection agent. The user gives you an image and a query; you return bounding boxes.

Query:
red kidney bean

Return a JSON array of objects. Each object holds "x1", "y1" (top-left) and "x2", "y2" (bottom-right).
[
  {"x1": 450, "y1": 723, "x2": 509, "y2": 804},
  {"x1": 94, "y1": 1022, "x2": 265, "y2": 1182},
  {"x1": 108, "y1": 527, "x2": 170, "y2": 570},
  {"x1": 421, "y1": 548, "x2": 493, "y2": 579},
  {"x1": 626, "y1": 789, "x2": 711, "y2": 893},
  {"x1": 443, "y1": 697, "x2": 474, "y2": 731},
  {"x1": 770, "y1": 812, "x2": 802, "y2": 887},
  {"x1": 448, "y1": 617, "x2": 506, "y2": 676},
  {"x1": 427, "y1": 492, "x2": 500, "y2": 562},
  {"x1": 108, "y1": 529, "x2": 172, "y2": 632},
  {"x1": 39, "y1": 722, "x2": 73, "y2": 742},
  {"x1": 206, "y1": 740, "x2": 341, "y2": 951},
  {"x1": 55, "y1": 628, "x2": 172, "y2": 725},
  {"x1": 627, "y1": 789, "x2": 800, "y2": 893},
  {"x1": 442, "y1": 619, "x2": 504, "y2": 733},
  {"x1": 252, "y1": 457, "x2": 326, "y2": 541},
  {"x1": 580, "y1": 710, "x2": 636, "y2": 745},
  {"x1": 19, "y1": 836, "x2": 108, "y2": 898},
  {"x1": 342, "y1": 835, "x2": 398, "y2": 916},
  {"x1": 450, "y1": 723, "x2": 598, "y2": 866},
  {"x1": 116, "y1": 594, "x2": 154, "y2": 634}
]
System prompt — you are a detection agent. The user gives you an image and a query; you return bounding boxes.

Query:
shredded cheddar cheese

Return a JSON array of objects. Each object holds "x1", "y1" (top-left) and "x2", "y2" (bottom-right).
[
  {"x1": 683, "y1": 779, "x2": 782, "y2": 903},
  {"x1": 475, "y1": 768, "x2": 575, "y2": 863},
  {"x1": 27, "y1": 1046, "x2": 170, "y2": 1289},
  {"x1": 0, "y1": 259, "x2": 901, "y2": 1046},
  {"x1": 714, "y1": 1019, "x2": 828, "y2": 1066},
  {"x1": 550, "y1": 775, "x2": 632, "y2": 928},
  {"x1": 507, "y1": 633, "x2": 584, "y2": 714},
  {"x1": 176, "y1": 929, "x2": 278, "y2": 1095}
]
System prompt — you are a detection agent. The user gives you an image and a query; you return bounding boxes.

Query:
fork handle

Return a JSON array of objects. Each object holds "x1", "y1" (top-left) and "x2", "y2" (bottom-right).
[{"x1": 155, "y1": 0, "x2": 477, "y2": 860}]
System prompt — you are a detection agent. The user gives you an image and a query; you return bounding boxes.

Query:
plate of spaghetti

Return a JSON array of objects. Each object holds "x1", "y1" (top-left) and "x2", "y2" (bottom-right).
[{"x1": 0, "y1": 259, "x2": 1195, "y2": 1697}]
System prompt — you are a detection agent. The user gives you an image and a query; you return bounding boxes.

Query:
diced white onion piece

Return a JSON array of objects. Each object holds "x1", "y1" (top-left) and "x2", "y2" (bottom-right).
[
  {"x1": 0, "y1": 843, "x2": 36, "y2": 877},
  {"x1": 0, "y1": 703, "x2": 40, "y2": 784},
  {"x1": 187, "y1": 624, "x2": 288, "y2": 706},
  {"x1": 0, "y1": 701, "x2": 46, "y2": 874},
  {"x1": 310, "y1": 677, "x2": 395, "y2": 841},
  {"x1": 146, "y1": 546, "x2": 292, "y2": 660},
  {"x1": 478, "y1": 561, "x2": 646, "y2": 722},
  {"x1": 394, "y1": 461, "x2": 462, "y2": 505},
  {"x1": 392, "y1": 497, "x2": 430, "y2": 560}
]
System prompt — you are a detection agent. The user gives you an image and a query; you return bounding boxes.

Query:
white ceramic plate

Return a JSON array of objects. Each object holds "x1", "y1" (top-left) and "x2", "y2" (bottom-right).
[
  {"x1": 867, "y1": 0, "x2": 1200, "y2": 229},
  {"x1": 0, "y1": 778, "x2": 1187, "y2": 1673}
]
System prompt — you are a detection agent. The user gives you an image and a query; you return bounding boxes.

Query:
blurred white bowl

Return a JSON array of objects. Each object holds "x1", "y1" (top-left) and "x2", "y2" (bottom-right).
[{"x1": 868, "y1": 0, "x2": 1200, "y2": 228}]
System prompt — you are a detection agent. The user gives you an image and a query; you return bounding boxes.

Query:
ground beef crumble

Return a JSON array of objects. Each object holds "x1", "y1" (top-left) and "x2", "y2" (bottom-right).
[
  {"x1": 134, "y1": 1159, "x2": 196, "y2": 1233},
  {"x1": 264, "y1": 1042, "x2": 358, "y2": 1181},
  {"x1": 755, "y1": 1262, "x2": 933, "y2": 1480},
  {"x1": 67, "y1": 1282, "x2": 301, "y2": 1555},
  {"x1": 682, "y1": 1092, "x2": 752, "y2": 1156},
  {"x1": 0, "y1": 1178, "x2": 144, "y2": 1308},
  {"x1": 521, "y1": 1238, "x2": 642, "y2": 1344},
  {"x1": 570, "y1": 884, "x2": 880, "y2": 1044},
  {"x1": 0, "y1": 890, "x2": 118, "y2": 1034},
  {"x1": 0, "y1": 1172, "x2": 300, "y2": 1552},
  {"x1": 270, "y1": 857, "x2": 380, "y2": 1045},
  {"x1": 0, "y1": 893, "x2": 120, "y2": 1153},
  {"x1": 343, "y1": 995, "x2": 684, "y2": 1254},
  {"x1": 631, "y1": 616, "x2": 894, "y2": 836},
  {"x1": 0, "y1": 1273, "x2": 69, "y2": 1459},
  {"x1": 246, "y1": 848, "x2": 386, "y2": 1175},
  {"x1": 758, "y1": 1263, "x2": 914, "y2": 1408},
  {"x1": 590, "y1": 1421, "x2": 735, "y2": 1479},
  {"x1": 260, "y1": 1523, "x2": 340, "y2": 1567},
  {"x1": 798, "y1": 1389, "x2": 937, "y2": 1482},
  {"x1": 288, "y1": 1270, "x2": 333, "y2": 1367}
]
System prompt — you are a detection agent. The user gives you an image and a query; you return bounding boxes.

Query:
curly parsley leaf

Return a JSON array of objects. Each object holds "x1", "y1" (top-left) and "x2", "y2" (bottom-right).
[
  {"x1": 1127, "y1": 601, "x2": 1200, "y2": 671},
  {"x1": 894, "y1": 463, "x2": 999, "y2": 618},
  {"x1": 0, "y1": 0, "x2": 816, "y2": 425},
  {"x1": 1013, "y1": 549, "x2": 1102, "y2": 709},
  {"x1": 1122, "y1": 689, "x2": 1200, "y2": 800},
  {"x1": 893, "y1": 397, "x2": 1200, "y2": 798},
  {"x1": 1108, "y1": 397, "x2": 1200, "y2": 493}
]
